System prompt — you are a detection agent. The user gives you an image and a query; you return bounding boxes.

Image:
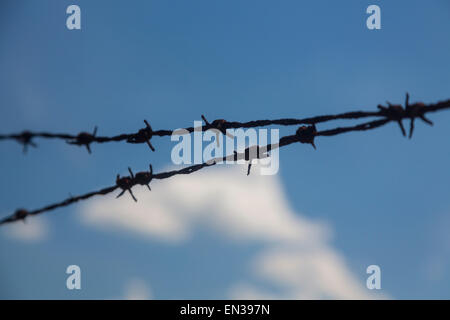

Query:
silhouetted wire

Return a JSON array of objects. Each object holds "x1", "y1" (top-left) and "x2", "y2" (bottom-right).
[
  {"x1": 0, "y1": 95, "x2": 449, "y2": 225},
  {"x1": 2, "y1": 94, "x2": 447, "y2": 153}
]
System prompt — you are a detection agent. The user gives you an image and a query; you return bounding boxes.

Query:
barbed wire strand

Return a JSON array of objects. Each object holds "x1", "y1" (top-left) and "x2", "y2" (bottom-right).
[
  {"x1": 1, "y1": 94, "x2": 449, "y2": 226},
  {"x1": 2, "y1": 93, "x2": 448, "y2": 153}
]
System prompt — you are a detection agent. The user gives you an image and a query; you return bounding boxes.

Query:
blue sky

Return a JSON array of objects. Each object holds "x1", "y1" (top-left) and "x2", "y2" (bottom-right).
[{"x1": 0, "y1": 0, "x2": 450, "y2": 299}]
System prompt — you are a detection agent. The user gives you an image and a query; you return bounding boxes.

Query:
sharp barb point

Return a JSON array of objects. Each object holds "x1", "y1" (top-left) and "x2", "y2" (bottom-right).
[
  {"x1": 409, "y1": 119, "x2": 415, "y2": 139},
  {"x1": 128, "y1": 190, "x2": 137, "y2": 202},
  {"x1": 398, "y1": 121, "x2": 406, "y2": 137},
  {"x1": 147, "y1": 140, "x2": 155, "y2": 152},
  {"x1": 420, "y1": 115, "x2": 433, "y2": 126}
]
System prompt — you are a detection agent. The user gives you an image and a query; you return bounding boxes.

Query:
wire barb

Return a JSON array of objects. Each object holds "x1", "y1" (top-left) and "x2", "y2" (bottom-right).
[
  {"x1": 16, "y1": 131, "x2": 37, "y2": 153},
  {"x1": 377, "y1": 103, "x2": 406, "y2": 137},
  {"x1": 14, "y1": 209, "x2": 29, "y2": 222},
  {"x1": 233, "y1": 145, "x2": 269, "y2": 176},
  {"x1": 296, "y1": 124, "x2": 317, "y2": 149},
  {"x1": 201, "y1": 115, "x2": 234, "y2": 146},
  {"x1": 67, "y1": 126, "x2": 98, "y2": 153},
  {"x1": 133, "y1": 164, "x2": 154, "y2": 191},
  {"x1": 127, "y1": 120, "x2": 155, "y2": 151},
  {"x1": 404, "y1": 93, "x2": 434, "y2": 139},
  {"x1": 116, "y1": 169, "x2": 137, "y2": 202}
]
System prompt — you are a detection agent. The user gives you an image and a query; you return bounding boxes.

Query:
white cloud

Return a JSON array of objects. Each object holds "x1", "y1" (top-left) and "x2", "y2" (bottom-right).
[
  {"x1": 80, "y1": 165, "x2": 327, "y2": 245},
  {"x1": 228, "y1": 284, "x2": 279, "y2": 300},
  {"x1": 122, "y1": 278, "x2": 152, "y2": 300},
  {"x1": 82, "y1": 195, "x2": 188, "y2": 243},
  {"x1": 1, "y1": 216, "x2": 49, "y2": 242},
  {"x1": 231, "y1": 247, "x2": 371, "y2": 299},
  {"x1": 80, "y1": 164, "x2": 381, "y2": 299}
]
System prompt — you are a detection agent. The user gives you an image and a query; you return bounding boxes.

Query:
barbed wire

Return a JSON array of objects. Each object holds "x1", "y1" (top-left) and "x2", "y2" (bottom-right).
[
  {"x1": 3, "y1": 93, "x2": 448, "y2": 153},
  {"x1": 0, "y1": 94, "x2": 449, "y2": 225}
]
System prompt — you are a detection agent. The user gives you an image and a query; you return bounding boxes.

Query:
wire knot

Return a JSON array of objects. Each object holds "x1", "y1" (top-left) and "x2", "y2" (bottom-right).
[
  {"x1": 296, "y1": 124, "x2": 317, "y2": 149},
  {"x1": 16, "y1": 131, "x2": 37, "y2": 153},
  {"x1": 131, "y1": 164, "x2": 153, "y2": 191},
  {"x1": 67, "y1": 126, "x2": 98, "y2": 153},
  {"x1": 209, "y1": 118, "x2": 228, "y2": 134},
  {"x1": 116, "y1": 168, "x2": 137, "y2": 202},
  {"x1": 377, "y1": 102, "x2": 407, "y2": 136},
  {"x1": 14, "y1": 209, "x2": 29, "y2": 222},
  {"x1": 404, "y1": 93, "x2": 433, "y2": 138},
  {"x1": 201, "y1": 115, "x2": 234, "y2": 146},
  {"x1": 127, "y1": 120, "x2": 155, "y2": 151}
]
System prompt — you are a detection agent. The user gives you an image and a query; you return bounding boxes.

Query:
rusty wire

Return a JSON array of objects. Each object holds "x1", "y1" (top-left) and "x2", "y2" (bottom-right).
[
  {"x1": 0, "y1": 94, "x2": 449, "y2": 225},
  {"x1": 2, "y1": 93, "x2": 448, "y2": 153}
]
